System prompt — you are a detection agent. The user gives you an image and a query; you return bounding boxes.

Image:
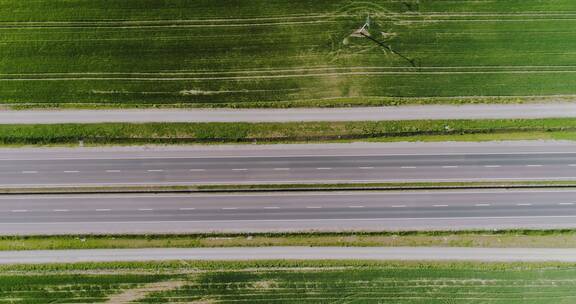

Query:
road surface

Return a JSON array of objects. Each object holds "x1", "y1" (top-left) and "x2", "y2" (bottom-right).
[
  {"x1": 3, "y1": 142, "x2": 576, "y2": 187},
  {"x1": 1, "y1": 190, "x2": 576, "y2": 234},
  {"x1": 3, "y1": 247, "x2": 576, "y2": 264},
  {"x1": 2, "y1": 103, "x2": 576, "y2": 124}
]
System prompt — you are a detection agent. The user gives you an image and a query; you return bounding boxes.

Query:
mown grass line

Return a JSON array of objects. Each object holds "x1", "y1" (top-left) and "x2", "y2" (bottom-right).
[
  {"x1": 2, "y1": 117, "x2": 576, "y2": 146},
  {"x1": 6, "y1": 229, "x2": 576, "y2": 251},
  {"x1": 3, "y1": 260, "x2": 576, "y2": 303}
]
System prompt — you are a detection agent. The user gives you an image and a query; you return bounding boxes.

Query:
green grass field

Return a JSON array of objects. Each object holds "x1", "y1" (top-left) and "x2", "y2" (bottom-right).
[
  {"x1": 3, "y1": 260, "x2": 576, "y2": 303},
  {"x1": 3, "y1": 0, "x2": 576, "y2": 108}
]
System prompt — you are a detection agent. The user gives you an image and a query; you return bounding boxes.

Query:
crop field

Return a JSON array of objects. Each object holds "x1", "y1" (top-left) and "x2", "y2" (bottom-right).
[
  {"x1": 3, "y1": 260, "x2": 576, "y2": 303},
  {"x1": 3, "y1": 0, "x2": 576, "y2": 108}
]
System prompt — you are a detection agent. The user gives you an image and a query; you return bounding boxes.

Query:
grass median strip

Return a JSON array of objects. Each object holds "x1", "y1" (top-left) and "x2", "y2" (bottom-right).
[
  {"x1": 2, "y1": 260, "x2": 576, "y2": 303},
  {"x1": 2, "y1": 180, "x2": 576, "y2": 194},
  {"x1": 7, "y1": 230, "x2": 576, "y2": 250},
  {"x1": 3, "y1": 117, "x2": 576, "y2": 145}
]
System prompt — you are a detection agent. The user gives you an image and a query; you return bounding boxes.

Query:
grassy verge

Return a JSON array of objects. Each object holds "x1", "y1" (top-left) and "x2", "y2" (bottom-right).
[
  {"x1": 4, "y1": 118, "x2": 576, "y2": 146},
  {"x1": 7, "y1": 230, "x2": 576, "y2": 250},
  {"x1": 3, "y1": 260, "x2": 576, "y2": 303},
  {"x1": 7, "y1": 96, "x2": 568, "y2": 110}
]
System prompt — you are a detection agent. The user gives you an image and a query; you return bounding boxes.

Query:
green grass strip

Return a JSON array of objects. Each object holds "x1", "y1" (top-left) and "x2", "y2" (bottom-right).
[
  {"x1": 2, "y1": 180, "x2": 576, "y2": 194},
  {"x1": 5, "y1": 229, "x2": 576, "y2": 251},
  {"x1": 4, "y1": 117, "x2": 576, "y2": 145}
]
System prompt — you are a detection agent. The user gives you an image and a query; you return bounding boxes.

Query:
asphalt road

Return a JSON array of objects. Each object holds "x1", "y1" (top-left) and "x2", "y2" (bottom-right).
[
  {"x1": 1, "y1": 190, "x2": 576, "y2": 234},
  {"x1": 4, "y1": 247, "x2": 576, "y2": 264},
  {"x1": 2, "y1": 103, "x2": 576, "y2": 124},
  {"x1": 4, "y1": 144, "x2": 576, "y2": 186}
]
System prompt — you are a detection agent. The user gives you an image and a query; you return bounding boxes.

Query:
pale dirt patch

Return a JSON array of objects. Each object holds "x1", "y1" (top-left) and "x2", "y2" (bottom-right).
[
  {"x1": 105, "y1": 280, "x2": 187, "y2": 304},
  {"x1": 251, "y1": 279, "x2": 279, "y2": 290},
  {"x1": 189, "y1": 298, "x2": 217, "y2": 304}
]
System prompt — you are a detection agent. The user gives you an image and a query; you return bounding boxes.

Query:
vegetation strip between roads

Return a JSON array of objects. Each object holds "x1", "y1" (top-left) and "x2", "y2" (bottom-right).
[
  {"x1": 3, "y1": 180, "x2": 576, "y2": 195},
  {"x1": 3, "y1": 117, "x2": 576, "y2": 145},
  {"x1": 5, "y1": 230, "x2": 576, "y2": 251}
]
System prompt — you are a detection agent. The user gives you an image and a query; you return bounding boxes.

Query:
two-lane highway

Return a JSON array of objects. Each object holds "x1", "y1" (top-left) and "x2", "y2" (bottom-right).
[
  {"x1": 1, "y1": 190, "x2": 576, "y2": 234},
  {"x1": 4, "y1": 148, "x2": 576, "y2": 186}
]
